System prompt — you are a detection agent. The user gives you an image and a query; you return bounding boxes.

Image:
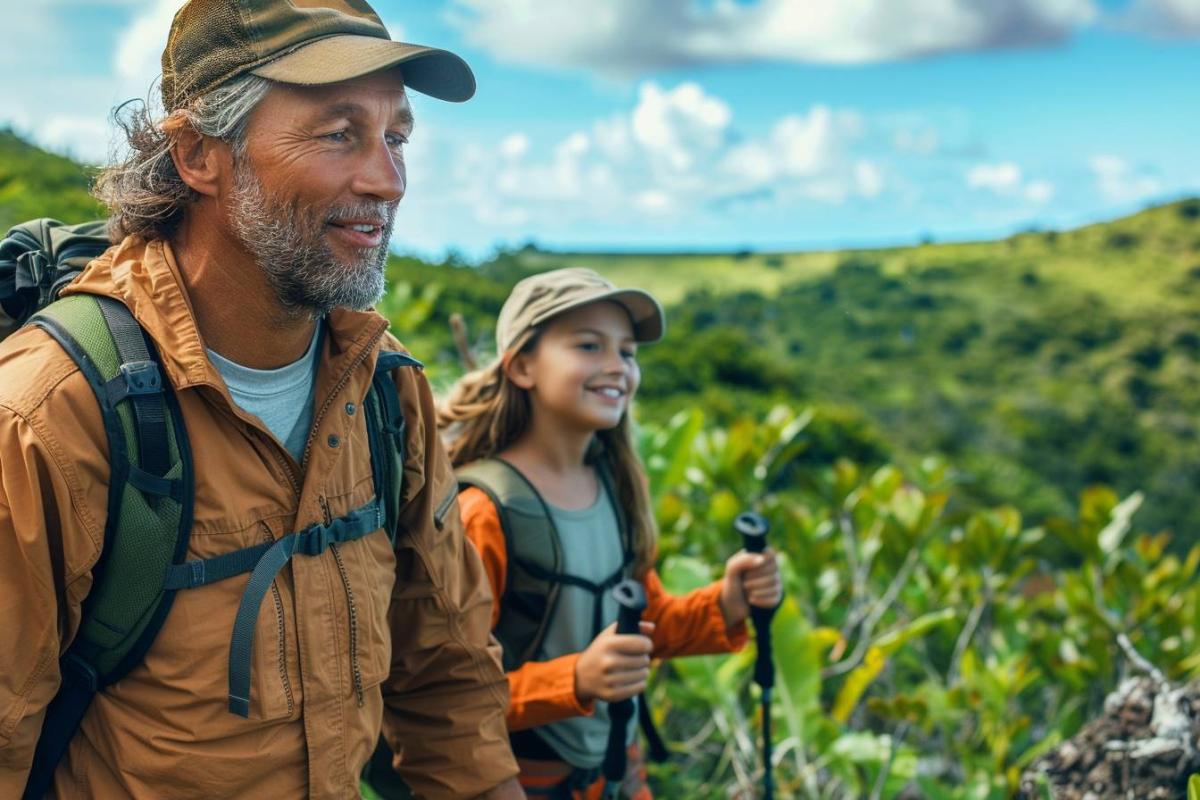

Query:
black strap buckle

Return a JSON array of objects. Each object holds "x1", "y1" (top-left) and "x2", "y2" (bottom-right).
[
  {"x1": 119, "y1": 360, "x2": 162, "y2": 396},
  {"x1": 60, "y1": 651, "x2": 99, "y2": 693}
]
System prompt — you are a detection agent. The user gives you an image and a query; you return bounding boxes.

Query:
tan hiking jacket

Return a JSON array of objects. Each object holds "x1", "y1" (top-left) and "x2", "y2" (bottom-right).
[{"x1": 0, "y1": 236, "x2": 517, "y2": 798}]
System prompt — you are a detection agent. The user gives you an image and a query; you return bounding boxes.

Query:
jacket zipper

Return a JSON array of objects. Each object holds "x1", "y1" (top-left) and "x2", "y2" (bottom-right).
[
  {"x1": 323, "y1": 495, "x2": 365, "y2": 708},
  {"x1": 299, "y1": 325, "x2": 388, "y2": 470},
  {"x1": 261, "y1": 521, "x2": 295, "y2": 716}
]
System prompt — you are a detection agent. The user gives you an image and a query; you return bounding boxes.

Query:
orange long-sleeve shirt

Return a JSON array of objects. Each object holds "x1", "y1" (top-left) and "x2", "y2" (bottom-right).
[{"x1": 459, "y1": 486, "x2": 748, "y2": 731}]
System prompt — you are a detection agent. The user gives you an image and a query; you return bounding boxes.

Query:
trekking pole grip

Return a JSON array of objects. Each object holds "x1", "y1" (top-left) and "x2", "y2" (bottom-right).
[
  {"x1": 734, "y1": 512, "x2": 775, "y2": 690},
  {"x1": 603, "y1": 579, "x2": 648, "y2": 797},
  {"x1": 613, "y1": 579, "x2": 647, "y2": 635}
]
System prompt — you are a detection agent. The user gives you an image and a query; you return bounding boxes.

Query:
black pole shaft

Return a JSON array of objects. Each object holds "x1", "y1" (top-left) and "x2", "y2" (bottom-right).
[
  {"x1": 735, "y1": 512, "x2": 776, "y2": 800},
  {"x1": 603, "y1": 580, "x2": 647, "y2": 798}
]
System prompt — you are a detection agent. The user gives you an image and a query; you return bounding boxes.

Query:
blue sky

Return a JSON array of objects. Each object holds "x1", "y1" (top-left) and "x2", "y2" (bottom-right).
[{"x1": 3, "y1": 0, "x2": 1198, "y2": 258}]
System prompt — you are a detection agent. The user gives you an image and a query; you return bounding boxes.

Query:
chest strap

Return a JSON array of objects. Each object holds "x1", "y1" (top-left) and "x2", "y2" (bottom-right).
[
  {"x1": 162, "y1": 499, "x2": 384, "y2": 717},
  {"x1": 514, "y1": 551, "x2": 633, "y2": 639}
]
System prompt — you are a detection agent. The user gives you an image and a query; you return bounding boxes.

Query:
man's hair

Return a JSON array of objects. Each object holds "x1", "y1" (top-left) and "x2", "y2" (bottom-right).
[{"x1": 93, "y1": 74, "x2": 273, "y2": 243}]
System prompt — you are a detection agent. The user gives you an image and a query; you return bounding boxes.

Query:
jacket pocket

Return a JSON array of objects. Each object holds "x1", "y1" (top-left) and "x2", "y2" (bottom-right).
[
  {"x1": 144, "y1": 517, "x2": 299, "y2": 722},
  {"x1": 335, "y1": 523, "x2": 397, "y2": 695}
]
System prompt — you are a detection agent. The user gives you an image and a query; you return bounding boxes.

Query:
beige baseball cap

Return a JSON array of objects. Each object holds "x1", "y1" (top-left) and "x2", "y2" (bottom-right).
[
  {"x1": 160, "y1": 0, "x2": 475, "y2": 111},
  {"x1": 496, "y1": 268, "x2": 665, "y2": 356}
]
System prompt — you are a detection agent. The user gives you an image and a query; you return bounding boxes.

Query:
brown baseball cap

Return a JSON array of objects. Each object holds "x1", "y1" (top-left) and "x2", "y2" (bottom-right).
[
  {"x1": 160, "y1": 0, "x2": 476, "y2": 111},
  {"x1": 496, "y1": 268, "x2": 665, "y2": 356}
]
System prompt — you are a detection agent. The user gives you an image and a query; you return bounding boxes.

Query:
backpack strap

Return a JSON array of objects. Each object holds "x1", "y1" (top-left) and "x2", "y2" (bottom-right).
[
  {"x1": 23, "y1": 294, "x2": 192, "y2": 800},
  {"x1": 458, "y1": 458, "x2": 564, "y2": 670},
  {"x1": 366, "y1": 350, "x2": 418, "y2": 545},
  {"x1": 457, "y1": 458, "x2": 636, "y2": 662},
  {"x1": 160, "y1": 349, "x2": 420, "y2": 717},
  {"x1": 462, "y1": 456, "x2": 669, "y2": 764}
]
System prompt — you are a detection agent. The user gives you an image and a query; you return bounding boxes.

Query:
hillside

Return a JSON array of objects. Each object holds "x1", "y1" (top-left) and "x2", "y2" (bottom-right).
[
  {"x1": 5, "y1": 130, "x2": 1198, "y2": 539},
  {"x1": 393, "y1": 200, "x2": 1200, "y2": 539},
  {"x1": 0, "y1": 129, "x2": 104, "y2": 232}
]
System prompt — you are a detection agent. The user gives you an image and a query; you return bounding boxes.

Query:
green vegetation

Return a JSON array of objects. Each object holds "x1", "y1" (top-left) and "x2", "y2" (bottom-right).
[
  {"x1": 640, "y1": 406, "x2": 1199, "y2": 798},
  {"x1": 0, "y1": 130, "x2": 104, "y2": 233},
  {"x1": 386, "y1": 198, "x2": 1200, "y2": 541},
  {"x1": 9, "y1": 131, "x2": 1199, "y2": 797}
]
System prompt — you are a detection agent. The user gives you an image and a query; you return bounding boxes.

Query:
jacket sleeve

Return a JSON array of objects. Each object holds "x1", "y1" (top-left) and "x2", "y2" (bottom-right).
[
  {"x1": 459, "y1": 487, "x2": 595, "y2": 732},
  {"x1": 643, "y1": 568, "x2": 748, "y2": 660},
  {"x1": 0, "y1": 371, "x2": 103, "y2": 796},
  {"x1": 379, "y1": 371, "x2": 518, "y2": 798}
]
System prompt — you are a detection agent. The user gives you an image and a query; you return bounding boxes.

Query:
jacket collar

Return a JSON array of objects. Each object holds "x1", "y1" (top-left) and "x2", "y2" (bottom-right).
[{"x1": 63, "y1": 235, "x2": 390, "y2": 392}]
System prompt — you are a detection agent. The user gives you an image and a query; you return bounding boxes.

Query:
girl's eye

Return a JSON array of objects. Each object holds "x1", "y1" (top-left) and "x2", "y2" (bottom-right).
[
  {"x1": 621, "y1": 350, "x2": 636, "y2": 360},
  {"x1": 577, "y1": 341, "x2": 600, "y2": 352}
]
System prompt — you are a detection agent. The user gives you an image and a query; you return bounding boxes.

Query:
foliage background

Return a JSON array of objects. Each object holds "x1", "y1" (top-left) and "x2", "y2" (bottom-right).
[{"x1": 7, "y1": 130, "x2": 1200, "y2": 797}]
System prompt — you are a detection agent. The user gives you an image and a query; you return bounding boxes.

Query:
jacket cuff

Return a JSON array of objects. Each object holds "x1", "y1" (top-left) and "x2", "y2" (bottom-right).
[
  {"x1": 707, "y1": 579, "x2": 750, "y2": 651},
  {"x1": 507, "y1": 652, "x2": 596, "y2": 731},
  {"x1": 558, "y1": 652, "x2": 596, "y2": 717}
]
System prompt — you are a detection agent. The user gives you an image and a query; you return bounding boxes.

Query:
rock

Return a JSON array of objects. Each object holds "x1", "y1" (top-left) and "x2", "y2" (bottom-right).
[{"x1": 1018, "y1": 677, "x2": 1200, "y2": 799}]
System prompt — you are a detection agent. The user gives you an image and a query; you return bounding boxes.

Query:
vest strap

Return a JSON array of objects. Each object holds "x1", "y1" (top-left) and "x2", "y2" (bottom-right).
[{"x1": 95, "y1": 296, "x2": 170, "y2": 478}]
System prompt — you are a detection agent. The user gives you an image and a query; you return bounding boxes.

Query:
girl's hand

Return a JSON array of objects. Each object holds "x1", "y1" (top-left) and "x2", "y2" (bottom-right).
[
  {"x1": 719, "y1": 549, "x2": 783, "y2": 629},
  {"x1": 574, "y1": 620, "x2": 656, "y2": 704}
]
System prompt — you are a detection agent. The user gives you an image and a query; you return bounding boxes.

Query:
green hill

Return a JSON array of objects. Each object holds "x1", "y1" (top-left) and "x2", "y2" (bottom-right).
[
  {"x1": 395, "y1": 201, "x2": 1200, "y2": 539},
  {"x1": 5, "y1": 130, "x2": 1198, "y2": 539},
  {"x1": 0, "y1": 129, "x2": 104, "y2": 232}
]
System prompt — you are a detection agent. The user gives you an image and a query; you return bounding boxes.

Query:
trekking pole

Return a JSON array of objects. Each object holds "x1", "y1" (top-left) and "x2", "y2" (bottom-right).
[
  {"x1": 735, "y1": 511, "x2": 777, "y2": 800},
  {"x1": 602, "y1": 579, "x2": 648, "y2": 799}
]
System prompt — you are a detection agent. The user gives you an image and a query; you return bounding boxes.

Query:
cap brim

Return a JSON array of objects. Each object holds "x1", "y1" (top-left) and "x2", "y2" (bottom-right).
[
  {"x1": 531, "y1": 288, "x2": 666, "y2": 345},
  {"x1": 252, "y1": 35, "x2": 476, "y2": 102}
]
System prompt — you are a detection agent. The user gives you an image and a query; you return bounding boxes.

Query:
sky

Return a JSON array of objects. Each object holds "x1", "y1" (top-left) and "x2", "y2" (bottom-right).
[{"x1": 2, "y1": 0, "x2": 1198, "y2": 259}]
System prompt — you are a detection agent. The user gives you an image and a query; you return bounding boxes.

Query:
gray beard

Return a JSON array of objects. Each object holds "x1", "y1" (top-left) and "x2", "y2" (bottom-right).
[{"x1": 227, "y1": 162, "x2": 396, "y2": 319}]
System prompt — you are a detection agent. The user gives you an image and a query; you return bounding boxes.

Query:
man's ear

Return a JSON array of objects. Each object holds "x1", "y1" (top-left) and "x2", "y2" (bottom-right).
[
  {"x1": 504, "y1": 352, "x2": 537, "y2": 391},
  {"x1": 169, "y1": 122, "x2": 233, "y2": 199}
]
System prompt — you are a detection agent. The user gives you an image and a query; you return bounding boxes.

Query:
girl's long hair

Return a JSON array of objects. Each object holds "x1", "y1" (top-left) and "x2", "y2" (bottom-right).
[{"x1": 438, "y1": 336, "x2": 659, "y2": 578}]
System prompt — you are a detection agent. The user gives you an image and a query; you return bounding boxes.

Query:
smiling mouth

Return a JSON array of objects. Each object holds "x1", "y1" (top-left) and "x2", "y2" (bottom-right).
[
  {"x1": 329, "y1": 221, "x2": 384, "y2": 233},
  {"x1": 590, "y1": 387, "x2": 626, "y2": 399}
]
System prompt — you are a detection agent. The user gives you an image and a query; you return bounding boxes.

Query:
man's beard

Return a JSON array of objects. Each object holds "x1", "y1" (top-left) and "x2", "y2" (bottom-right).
[{"x1": 227, "y1": 161, "x2": 396, "y2": 319}]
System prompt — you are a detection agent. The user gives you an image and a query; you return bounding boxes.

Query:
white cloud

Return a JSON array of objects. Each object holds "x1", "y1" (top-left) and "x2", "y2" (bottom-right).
[
  {"x1": 450, "y1": 0, "x2": 1096, "y2": 75},
  {"x1": 966, "y1": 162, "x2": 1054, "y2": 204},
  {"x1": 419, "y1": 80, "x2": 882, "y2": 238},
  {"x1": 967, "y1": 162, "x2": 1023, "y2": 192},
  {"x1": 499, "y1": 133, "x2": 530, "y2": 159},
  {"x1": 894, "y1": 127, "x2": 941, "y2": 156},
  {"x1": 1024, "y1": 179, "x2": 1056, "y2": 203},
  {"x1": 116, "y1": 0, "x2": 182, "y2": 86},
  {"x1": 383, "y1": 19, "x2": 407, "y2": 42},
  {"x1": 631, "y1": 82, "x2": 731, "y2": 172},
  {"x1": 1089, "y1": 155, "x2": 1163, "y2": 202},
  {"x1": 855, "y1": 160, "x2": 885, "y2": 198},
  {"x1": 1119, "y1": 0, "x2": 1200, "y2": 37},
  {"x1": 39, "y1": 115, "x2": 114, "y2": 165}
]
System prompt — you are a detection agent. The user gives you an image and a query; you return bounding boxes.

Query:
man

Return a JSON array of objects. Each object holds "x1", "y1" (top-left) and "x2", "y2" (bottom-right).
[{"x1": 0, "y1": 1, "x2": 522, "y2": 797}]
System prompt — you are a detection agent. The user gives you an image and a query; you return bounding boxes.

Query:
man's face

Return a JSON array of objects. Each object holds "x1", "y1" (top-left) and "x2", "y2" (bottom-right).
[{"x1": 226, "y1": 69, "x2": 413, "y2": 317}]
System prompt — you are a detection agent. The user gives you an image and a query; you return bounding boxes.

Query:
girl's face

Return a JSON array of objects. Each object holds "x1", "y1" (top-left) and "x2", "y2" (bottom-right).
[{"x1": 509, "y1": 300, "x2": 641, "y2": 434}]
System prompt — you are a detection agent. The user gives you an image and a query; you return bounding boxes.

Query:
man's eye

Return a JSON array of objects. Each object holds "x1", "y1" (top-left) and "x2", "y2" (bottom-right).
[
  {"x1": 325, "y1": 130, "x2": 349, "y2": 142},
  {"x1": 386, "y1": 133, "x2": 409, "y2": 148}
]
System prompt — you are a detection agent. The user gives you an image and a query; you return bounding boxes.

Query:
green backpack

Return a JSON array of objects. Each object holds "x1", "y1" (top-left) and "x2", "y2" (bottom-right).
[
  {"x1": 1, "y1": 219, "x2": 415, "y2": 799},
  {"x1": 456, "y1": 457, "x2": 669, "y2": 764}
]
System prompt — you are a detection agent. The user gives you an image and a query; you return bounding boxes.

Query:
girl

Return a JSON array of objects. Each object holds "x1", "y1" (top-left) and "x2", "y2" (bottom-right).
[{"x1": 439, "y1": 267, "x2": 782, "y2": 799}]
